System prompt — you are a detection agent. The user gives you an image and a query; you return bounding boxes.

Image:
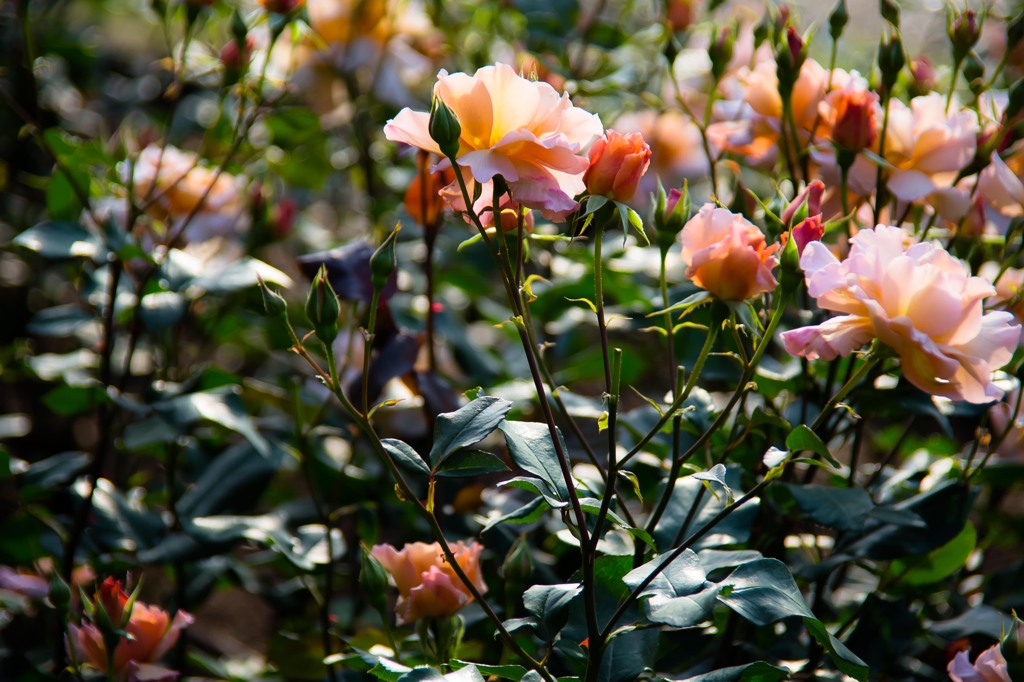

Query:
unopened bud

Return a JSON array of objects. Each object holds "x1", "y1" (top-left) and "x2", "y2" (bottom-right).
[
  {"x1": 1007, "y1": 79, "x2": 1024, "y2": 121},
  {"x1": 49, "y1": 574, "x2": 72, "y2": 612},
  {"x1": 359, "y1": 547, "x2": 390, "y2": 615},
  {"x1": 1009, "y1": 13, "x2": 1024, "y2": 49},
  {"x1": 429, "y1": 97, "x2": 462, "y2": 160},
  {"x1": 257, "y1": 276, "x2": 288, "y2": 318},
  {"x1": 665, "y1": 0, "x2": 696, "y2": 33},
  {"x1": 908, "y1": 55, "x2": 936, "y2": 97},
  {"x1": 231, "y1": 9, "x2": 248, "y2": 43},
  {"x1": 500, "y1": 535, "x2": 534, "y2": 585},
  {"x1": 370, "y1": 225, "x2": 401, "y2": 292},
  {"x1": 879, "y1": 0, "x2": 899, "y2": 28},
  {"x1": 709, "y1": 25, "x2": 735, "y2": 82},
  {"x1": 1003, "y1": 611, "x2": 1024, "y2": 680},
  {"x1": 829, "y1": 0, "x2": 848, "y2": 41},
  {"x1": 962, "y1": 51, "x2": 986, "y2": 96},
  {"x1": 305, "y1": 265, "x2": 340, "y2": 345},
  {"x1": 878, "y1": 33, "x2": 905, "y2": 92},
  {"x1": 948, "y1": 8, "x2": 981, "y2": 64},
  {"x1": 654, "y1": 181, "x2": 690, "y2": 253}
]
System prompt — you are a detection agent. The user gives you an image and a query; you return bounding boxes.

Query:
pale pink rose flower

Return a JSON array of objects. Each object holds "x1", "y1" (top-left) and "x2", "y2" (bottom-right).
[
  {"x1": 371, "y1": 541, "x2": 487, "y2": 625},
  {"x1": 977, "y1": 151, "x2": 1024, "y2": 233},
  {"x1": 882, "y1": 94, "x2": 977, "y2": 211},
  {"x1": 980, "y1": 262, "x2": 1024, "y2": 326},
  {"x1": 132, "y1": 145, "x2": 250, "y2": 243},
  {"x1": 781, "y1": 225, "x2": 1020, "y2": 403},
  {"x1": 947, "y1": 644, "x2": 1012, "y2": 682},
  {"x1": 384, "y1": 63, "x2": 603, "y2": 221},
  {"x1": 0, "y1": 566, "x2": 50, "y2": 600},
  {"x1": 679, "y1": 204, "x2": 779, "y2": 301}
]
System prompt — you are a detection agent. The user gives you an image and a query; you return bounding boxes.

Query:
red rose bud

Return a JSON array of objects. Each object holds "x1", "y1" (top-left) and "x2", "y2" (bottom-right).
[
  {"x1": 583, "y1": 130, "x2": 652, "y2": 202},
  {"x1": 786, "y1": 26, "x2": 804, "y2": 65},
  {"x1": 666, "y1": 0, "x2": 697, "y2": 33},
  {"x1": 792, "y1": 214, "x2": 824, "y2": 254},
  {"x1": 96, "y1": 578, "x2": 129, "y2": 628},
  {"x1": 781, "y1": 180, "x2": 825, "y2": 226}
]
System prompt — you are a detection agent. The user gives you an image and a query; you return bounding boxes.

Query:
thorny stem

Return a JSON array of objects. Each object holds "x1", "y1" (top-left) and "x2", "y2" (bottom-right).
[{"x1": 362, "y1": 289, "x2": 382, "y2": 415}]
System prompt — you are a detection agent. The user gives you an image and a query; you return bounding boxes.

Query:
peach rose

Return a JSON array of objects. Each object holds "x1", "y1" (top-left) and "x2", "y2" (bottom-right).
[
  {"x1": 68, "y1": 578, "x2": 192, "y2": 682},
  {"x1": 883, "y1": 94, "x2": 977, "y2": 215},
  {"x1": 947, "y1": 644, "x2": 1011, "y2": 682},
  {"x1": 781, "y1": 226, "x2": 1020, "y2": 403},
  {"x1": 404, "y1": 152, "x2": 456, "y2": 227},
  {"x1": 821, "y1": 78, "x2": 879, "y2": 153},
  {"x1": 132, "y1": 144, "x2": 249, "y2": 243},
  {"x1": 583, "y1": 130, "x2": 652, "y2": 202},
  {"x1": 440, "y1": 180, "x2": 535, "y2": 232},
  {"x1": 384, "y1": 63, "x2": 603, "y2": 221},
  {"x1": 371, "y1": 541, "x2": 487, "y2": 625},
  {"x1": 679, "y1": 204, "x2": 779, "y2": 301}
]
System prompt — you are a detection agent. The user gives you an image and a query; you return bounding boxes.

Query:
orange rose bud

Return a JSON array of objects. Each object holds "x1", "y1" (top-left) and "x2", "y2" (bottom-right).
[
  {"x1": 665, "y1": 0, "x2": 697, "y2": 32},
  {"x1": 583, "y1": 130, "x2": 652, "y2": 202},
  {"x1": 404, "y1": 152, "x2": 455, "y2": 227},
  {"x1": 828, "y1": 88, "x2": 878, "y2": 153}
]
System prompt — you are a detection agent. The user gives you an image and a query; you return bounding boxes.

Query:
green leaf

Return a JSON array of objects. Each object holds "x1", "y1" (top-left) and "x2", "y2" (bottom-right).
[
  {"x1": 624, "y1": 549, "x2": 706, "y2": 598},
  {"x1": 718, "y1": 559, "x2": 868, "y2": 680},
  {"x1": 370, "y1": 658, "x2": 411, "y2": 682},
  {"x1": 648, "y1": 290, "x2": 712, "y2": 318},
  {"x1": 382, "y1": 438, "x2": 430, "y2": 475},
  {"x1": 47, "y1": 168, "x2": 88, "y2": 221},
  {"x1": 42, "y1": 384, "x2": 108, "y2": 416},
  {"x1": 449, "y1": 661, "x2": 526, "y2": 681},
  {"x1": 14, "y1": 221, "x2": 99, "y2": 260},
  {"x1": 523, "y1": 583, "x2": 582, "y2": 621},
  {"x1": 617, "y1": 202, "x2": 649, "y2": 245},
  {"x1": 788, "y1": 484, "x2": 875, "y2": 531},
  {"x1": 692, "y1": 463, "x2": 733, "y2": 503},
  {"x1": 890, "y1": 522, "x2": 976, "y2": 586},
  {"x1": 429, "y1": 396, "x2": 513, "y2": 468},
  {"x1": 155, "y1": 388, "x2": 270, "y2": 457},
  {"x1": 499, "y1": 420, "x2": 570, "y2": 503},
  {"x1": 785, "y1": 425, "x2": 839, "y2": 467},
  {"x1": 499, "y1": 476, "x2": 567, "y2": 509},
  {"x1": 435, "y1": 450, "x2": 509, "y2": 477},
  {"x1": 566, "y1": 297, "x2": 598, "y2": 314},
  {"x1": 139, "y1": 291, "x2": 188, "y2": 332},
  {"x1": 480, "y1": 496, "x2": 549, "y2": 533},
  {"x1": 676, "y1": 661, "x2": 790, "y2": 681},
  {"x1": 27, "y1": 305, "x2": 100, "y2": 338},
  {"x1": 653, "y1": 468, "x2": 759, "y2": 551}
]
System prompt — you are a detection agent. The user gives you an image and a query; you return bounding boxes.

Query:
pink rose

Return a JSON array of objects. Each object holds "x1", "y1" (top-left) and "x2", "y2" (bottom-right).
[
  {"x1": 679, "y1": 204, "x2": 779, "y2": 301},
  {"x1": 132, "y1": 144, "x2": 249, "y2": 243},
  {"x1": 384, "y1": 63, "x2": 603, "y2": 221},
  {"x1": 781, "y1": 226, "x2": 1020, "y2": 403},
  {"x1": 371, "y1": 541, "x2": 487, "y2": 625},
  {"x1": 977, "y1": 152, "x2": 1024, "y2": 233},
  {"x1": 948, "y1": 644, "x2": 1011, "y2": 682},
  {"x1": 883, "y1": 94, "x2": 977, "y2": 214},
  {"x1": 583, "y1": 130, "x2": 652, "y2": 202},
  {"x1": 68, "y1": 579, "x2": 192, "y2": 682}
]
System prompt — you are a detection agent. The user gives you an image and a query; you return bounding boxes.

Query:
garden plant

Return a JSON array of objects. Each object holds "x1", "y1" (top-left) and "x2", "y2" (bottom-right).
[{"x1": 2, "y1": 0, "x2": 1024, "y2": 681}]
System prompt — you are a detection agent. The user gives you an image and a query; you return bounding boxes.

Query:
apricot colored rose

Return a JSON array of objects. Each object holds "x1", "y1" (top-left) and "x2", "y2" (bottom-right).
[
  {"x1": 68, "y1": 579, "x2": 192, "y2": 682},
  {"x1": 583, "y1": 130, "x2": 652, "y2": 202},
  {"x1": 679, "y1": 204, "x2": 779, "y2": 301},
  {"x1": 384, "y1": 63, "x2": 603, "y2": 221},
  {"x1": 781, "y1": 226, "x2": 1020, "y2": 403},
  {"x1": 371, "y1": 541, "x2": 487, "y2": 625}
]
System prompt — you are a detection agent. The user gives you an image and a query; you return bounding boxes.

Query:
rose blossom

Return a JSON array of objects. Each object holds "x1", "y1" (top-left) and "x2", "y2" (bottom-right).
[
  {"x1": 679, "y1": 204, "x2": 779, "y2": 301},
  {"x1": 371, "y1": 541, "x2": 487, "y2": 625},
  {"x1": 582, "y1": 130, "x2": 652, "y2": 202},
  {"x1": 821, "y1": 78, "x2": 879, "y2": 153},
  {"x1": 947, "y1": 644, "x2": 1012, "y2": 682},
  {"x1": 976, "y1": 151, "x2": 1024, "y2": 233},
  {"x1": 781, "y1": 225, "x2": 1020, "y2": 404},
  {"x1": 132, "y1": 144, "x2": 249, "y2": 243},
  {"x1": 882, "y1": 94, "x2": 977, "y2": 219},
  {"x1": 68, "y1": 578, "x2": 193, "y2": 682},
  {"x1": 384, "y1": 63, "x2": 603, "y2": 221}
]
